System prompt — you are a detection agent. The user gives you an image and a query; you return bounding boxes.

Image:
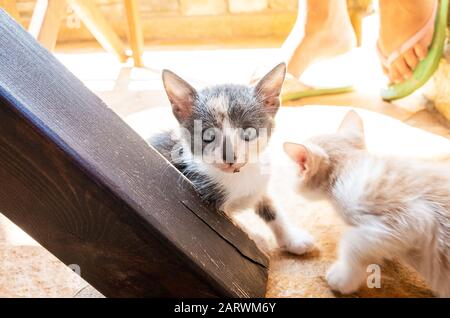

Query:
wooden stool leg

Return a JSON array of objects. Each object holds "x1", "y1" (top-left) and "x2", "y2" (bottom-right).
[
  {"x1": 124, "y1": 0, "x2": 144, "y2": 67},
  {"x1": 68, "y1": 0, "x2": 128, "y2": 63},
  {"x1": 349, "y1": 12, "x2": 363, "y2": 47},
  {"x1": 28, "y1": 0, "x2": 67, "y2": 51},
  {"x1": 0, "y1": 0, "x2": 21, "y2": 23}
]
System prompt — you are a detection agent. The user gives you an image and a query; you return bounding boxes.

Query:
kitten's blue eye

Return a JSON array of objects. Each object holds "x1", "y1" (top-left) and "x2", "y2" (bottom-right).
[
  {"x1": 202, "y1": 129, "x2": 216, "y2": 143},
  {"x1": 241, "y1": 127, "x2": 258, "y2": 141}
]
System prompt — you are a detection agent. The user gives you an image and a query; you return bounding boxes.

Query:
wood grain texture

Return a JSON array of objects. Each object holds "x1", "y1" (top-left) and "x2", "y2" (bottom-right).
[
  {"x1": 124, "y1": 0, "x2": 144, "y2": 67},
  {"x1": 67, "y1": 0, "x2": 127, "y2": 62},
  {"x1": 0, "y1": 10, "x2": 268, "y2": 298},
  {"x1": 28, "y1": 0, "x2": 67, "y2": 51}
]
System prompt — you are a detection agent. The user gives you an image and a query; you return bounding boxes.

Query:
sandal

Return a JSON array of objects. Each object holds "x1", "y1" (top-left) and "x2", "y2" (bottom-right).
[{"x1": 380, "y1": 0, "x2": 448, "y2": 101}]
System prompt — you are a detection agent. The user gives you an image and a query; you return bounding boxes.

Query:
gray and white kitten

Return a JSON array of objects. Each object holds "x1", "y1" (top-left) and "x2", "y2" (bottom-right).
[
  {"x1": 149, "y1": 63, "x2": 314, "y2": 255},
  {"x1": 284, "y1": 111, "x2": 450, "y2": 297}
]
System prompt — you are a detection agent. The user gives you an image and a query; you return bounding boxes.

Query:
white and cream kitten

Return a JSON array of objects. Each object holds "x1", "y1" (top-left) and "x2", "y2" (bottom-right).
[
  {"x1": 284, "y1": 110, "x2": 450, "y2": 297},
  {"x1": 149, "y1": 63, "x2": 314, "y2": 255}
]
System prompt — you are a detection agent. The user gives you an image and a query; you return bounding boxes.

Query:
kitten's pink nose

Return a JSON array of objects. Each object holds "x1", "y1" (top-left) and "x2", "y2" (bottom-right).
[
  {"x1": 227, "y1": 163, "x2": 245, "y2": 173},
  {"x1": 217, "y1": 162, "x2": 245, "y2": 173}
]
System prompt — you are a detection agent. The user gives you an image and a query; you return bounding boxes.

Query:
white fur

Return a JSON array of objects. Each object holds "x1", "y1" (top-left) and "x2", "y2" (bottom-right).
[
  {"x1": 185, "y1": 146, "x2": 315, "y2": 255},
  {"x1": 206, "y1": 162, "x2": 269, "y2": 213},
  {"x1": 332, "y1": 157, "x2": 385, "y2": 224},
  {"x1": 328, "y1": 158, "x2": 450, "y2": 297},
  {"x1": 286, "y1": 111, "x2": 450, "y2": 296}
]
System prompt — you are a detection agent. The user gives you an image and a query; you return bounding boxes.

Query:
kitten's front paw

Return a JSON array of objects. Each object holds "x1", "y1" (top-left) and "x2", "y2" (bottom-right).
[
  {"x1": 326, "y1": 261, "x2": 363, "y2": 295},
  {"x1": 279, "y1": 228, "x2": 315, "y2": 255},
  {"x1": 247, "y1": 231, "x2": 272, "y2": 256}
]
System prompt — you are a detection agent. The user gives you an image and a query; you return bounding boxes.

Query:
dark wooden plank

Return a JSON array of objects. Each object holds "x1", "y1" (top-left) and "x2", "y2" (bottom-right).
[{"x1": 0, "y1": 10, "x2": 268, "y2": 298}]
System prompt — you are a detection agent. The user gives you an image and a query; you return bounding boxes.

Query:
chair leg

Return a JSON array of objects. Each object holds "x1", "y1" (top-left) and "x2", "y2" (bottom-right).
[
  {"x1": 0, "y1": 0, "x2": 21, "y2": 25},
  {"x1": 349, "y1": 11, "x2": 363, "y2": 47},
  {"x1": 28, "y1": 0, "x2": 67, "y2": 51},
  {"x1": 67, "y1": 0, "x2": 128, "y2": 63},
  {"x1": 124, "y1": 0, "x2": 144, "y2": 67}
]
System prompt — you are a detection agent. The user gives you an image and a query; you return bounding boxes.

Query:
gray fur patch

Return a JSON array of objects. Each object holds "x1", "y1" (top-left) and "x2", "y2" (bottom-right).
[
  {"x1": 148, "y1": 131, "x2": 227, "y2": 209},
  {"x1": 149, "y1": 83, "x2": 277, "y2": 210},
  {"x1": 255, "y1": 197, "x2": 277, "y2": 222},
  {"x1": 183, "y1": 84, "x2": 275, "y2": 154}
]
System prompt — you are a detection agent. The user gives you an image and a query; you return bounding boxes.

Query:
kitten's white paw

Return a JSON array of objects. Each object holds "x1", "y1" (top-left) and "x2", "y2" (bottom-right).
[
  {"x1": 326, "y1": 261, "x2": 363, "y2": 294},
  {"x1": 247, "y1": 231, "x2": 272, "y2": 255},
  {"x1": 279, "y1": 228, "x2": 315, "y2": 255}
]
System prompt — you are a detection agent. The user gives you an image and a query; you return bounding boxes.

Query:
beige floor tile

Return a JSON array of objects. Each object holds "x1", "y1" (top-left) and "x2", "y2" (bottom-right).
[
  {"x1": 0, "y1": 244, "x2": 89, "y2": 298},
  {"x1": 403, "y1": 109, "x2": 450, "y2": 137}
]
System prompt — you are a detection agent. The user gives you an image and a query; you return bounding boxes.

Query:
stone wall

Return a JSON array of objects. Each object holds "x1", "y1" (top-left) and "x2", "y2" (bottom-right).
[{"x1": 14, "y1": 0, "x2": 298, "y2": 45}]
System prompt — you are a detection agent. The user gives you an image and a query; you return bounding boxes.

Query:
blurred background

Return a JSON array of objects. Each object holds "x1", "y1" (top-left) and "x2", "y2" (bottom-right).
[
  {"x1": 2, "y1": 0, "x2": 446, "y2": 130},
  {"x1": 2, "y1": 0, "x2": 448, "y2": 129},
  {"x1": 17, "y1": 0, "x2": 298, "y2": 45}
]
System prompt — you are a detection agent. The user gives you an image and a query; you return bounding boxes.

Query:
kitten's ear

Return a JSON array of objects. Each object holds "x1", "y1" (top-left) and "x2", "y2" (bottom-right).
[
  {"x1": 255, "y1": 63, "x2": 286, "y2": 116},
  {"x1": 283, "y1": 142, "x2": 309, "y2": 172},
  {"x1": 162, "y1": 70, "x2": 197, "y2": 123},
  {"x1": 338, "y1": 110, "x2": 364, "y2": 136}
]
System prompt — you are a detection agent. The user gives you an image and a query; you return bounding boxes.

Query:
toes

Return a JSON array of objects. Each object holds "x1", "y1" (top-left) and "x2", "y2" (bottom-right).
[
  {"x1": 403, "y1": 49, "x2": 419, "y2": 70},
  {"x1": 381, "y1": 64, "x2": 389, "y2": 76},
  {"x1": 414, "y1": 45, "x2": 427, "y2": 61},
  {"x1": 388, "y1": 44, "x2": 428, "y2": 83},
  {"x1": 413, "y1": 22, "x2": 434, "y2": 61},
  {"x1": 394, "y1": 58, "x2": 413, "y2": 80},
  {"x1": 389, "y1": 65, "x2": 403, "y2": 84},
  {"x1": 388, "y1": 57, "x2": 413, "y2": 83}
]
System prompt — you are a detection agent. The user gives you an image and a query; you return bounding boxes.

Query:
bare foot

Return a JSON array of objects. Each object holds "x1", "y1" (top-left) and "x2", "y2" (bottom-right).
[
  {"x1": 251, "y1": 1, "x2": 355, "y2": 87},
  {"x1": 281, "y1": 73, "x2": 312, "y2": 96},
  {"x1": 378, "y1": 0, "x2": 437, "y2": 83},
  {"x1": 285, "y1": 0, "x2": 356, "y2": 79}
]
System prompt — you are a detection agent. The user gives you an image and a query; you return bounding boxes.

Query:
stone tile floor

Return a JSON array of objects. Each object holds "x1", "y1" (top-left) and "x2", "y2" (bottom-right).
[{"x1": 0, "y1": 14, "x2": 449, "y2": 296}]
